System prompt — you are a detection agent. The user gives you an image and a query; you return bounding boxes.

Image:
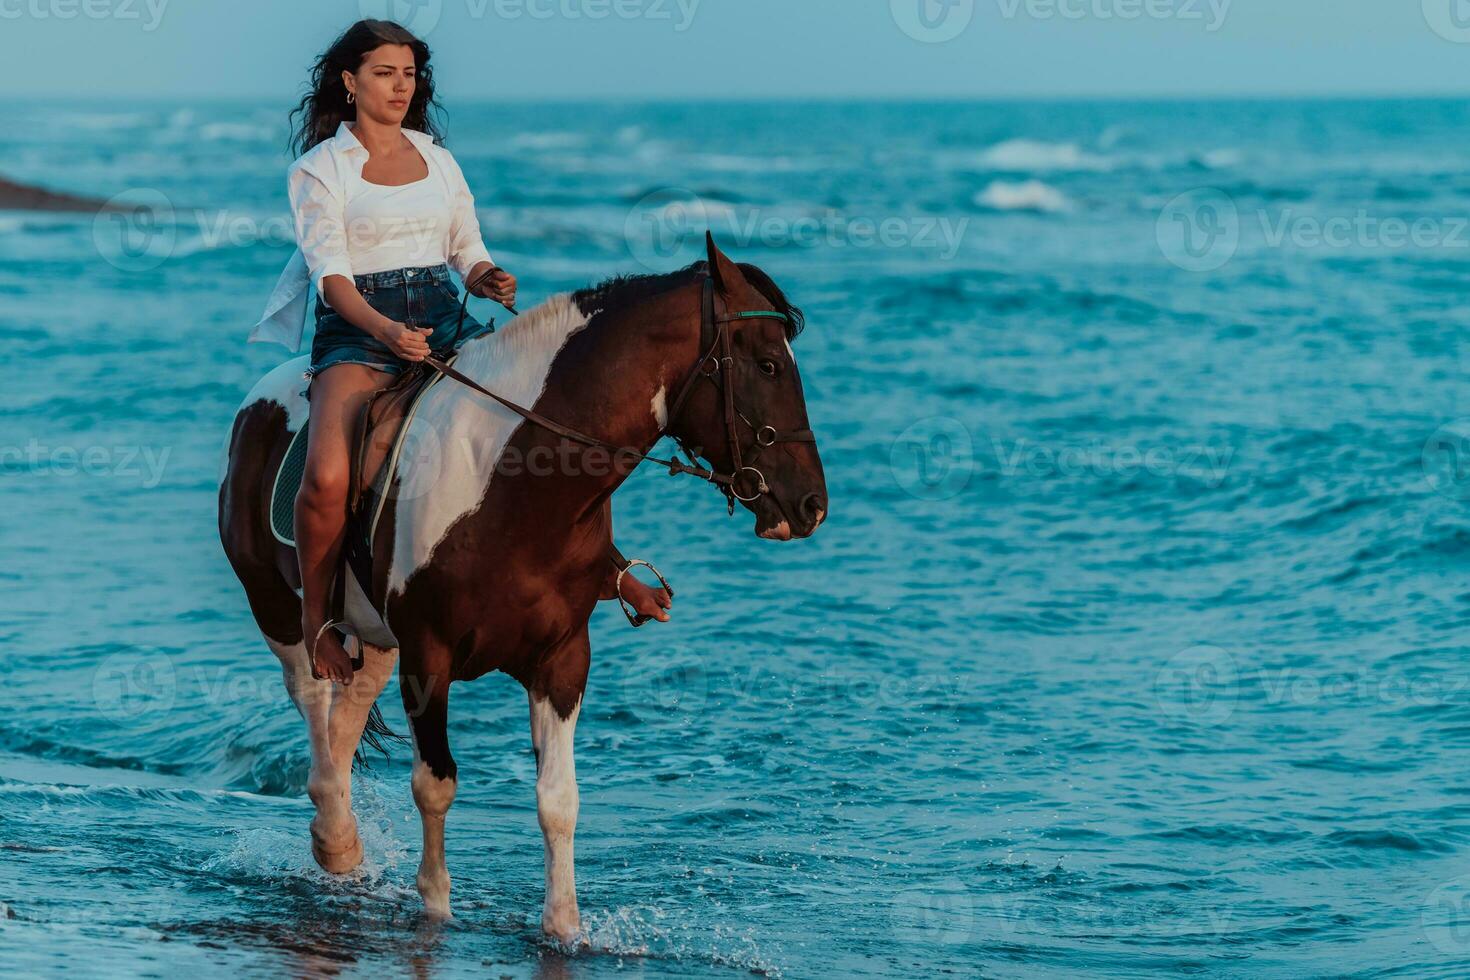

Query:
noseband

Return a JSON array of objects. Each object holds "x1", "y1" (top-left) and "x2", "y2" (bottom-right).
[{"x1": 421, "y1": 274, "x2": 814, "y2": 513}]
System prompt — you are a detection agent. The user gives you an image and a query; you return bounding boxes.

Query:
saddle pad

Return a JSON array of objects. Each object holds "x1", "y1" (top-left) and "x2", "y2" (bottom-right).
[
  {"x1": 270, "y1": 424, "x2": 308, "y2": 547},
  {"x1": 267, "y1": 365, "x2": 449, "y2": 551}
]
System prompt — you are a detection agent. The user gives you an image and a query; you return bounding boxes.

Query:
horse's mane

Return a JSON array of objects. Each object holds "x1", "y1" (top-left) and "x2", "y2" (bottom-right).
[{"x1": 572, "y1": 260, "x2": 805, "y2": 342}]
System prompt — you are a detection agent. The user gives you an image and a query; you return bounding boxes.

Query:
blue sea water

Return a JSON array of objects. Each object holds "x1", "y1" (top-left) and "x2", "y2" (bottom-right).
[{"x1": 2, "y1": 97, "x2": 1470, "y2": 977}]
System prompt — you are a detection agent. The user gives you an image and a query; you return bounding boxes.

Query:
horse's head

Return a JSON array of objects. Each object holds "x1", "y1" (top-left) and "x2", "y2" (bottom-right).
[{"x1": 667, "y1": 235, "x2": 827, "y2": 541}]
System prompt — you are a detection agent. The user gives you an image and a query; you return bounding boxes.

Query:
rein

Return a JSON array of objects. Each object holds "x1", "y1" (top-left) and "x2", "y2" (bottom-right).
[{"x1": 423, "y1": 267, "x2": 813, "y2": 511}]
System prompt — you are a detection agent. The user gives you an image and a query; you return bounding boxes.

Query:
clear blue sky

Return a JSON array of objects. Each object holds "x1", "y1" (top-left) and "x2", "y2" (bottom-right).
[{"x1": 10, "y1": 0, "x2": 1470, "y2": 100}]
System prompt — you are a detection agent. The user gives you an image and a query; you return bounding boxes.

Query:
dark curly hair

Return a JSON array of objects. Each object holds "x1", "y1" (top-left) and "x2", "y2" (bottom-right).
[{"x1": 288, "y1": 19, "x2": 443, "y2": 158}]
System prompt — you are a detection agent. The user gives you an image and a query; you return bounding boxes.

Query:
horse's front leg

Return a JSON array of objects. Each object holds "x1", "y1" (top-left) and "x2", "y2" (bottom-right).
[
  {"x1": 528, "y1": 629, "x2": 590, "y2": 944},
  {"x1": 402, "y1": 643, "x2": 458, "y2": 917},
  {"x1": 270, "y1": 637, "x2": 395, "y2": 874}
]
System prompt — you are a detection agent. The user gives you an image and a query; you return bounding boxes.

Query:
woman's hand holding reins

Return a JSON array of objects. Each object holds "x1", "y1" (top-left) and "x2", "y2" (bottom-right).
[
  {"x1": 471, "y1": 265, "x2": 517, "y2": 308},
  {"x1": 378, "y1": 320, "x2": 433, "y2": 361}
]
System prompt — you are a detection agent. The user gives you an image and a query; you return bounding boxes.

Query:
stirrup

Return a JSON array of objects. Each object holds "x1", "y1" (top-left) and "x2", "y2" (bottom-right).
[
  {"x1": 310, "y1": 619, "x2": 365, "y2": 677},
  {"x1": 615, "y1": 559, "x2": 675, "y2": 628}
]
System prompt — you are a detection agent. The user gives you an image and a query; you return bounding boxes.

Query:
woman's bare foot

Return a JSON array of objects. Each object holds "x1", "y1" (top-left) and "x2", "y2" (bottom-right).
[
  {"x1": 619, "y1": 576, "x2": 672, "y2": 623},
  {"x1": 305, "y1": 619, "x2": 355, "y2": 684}
]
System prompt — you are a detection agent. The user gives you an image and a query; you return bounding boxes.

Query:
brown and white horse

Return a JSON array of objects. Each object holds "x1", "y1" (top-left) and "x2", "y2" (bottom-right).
[{"x1": 218, "y1": 237, "x2": 826, "y2": 941}]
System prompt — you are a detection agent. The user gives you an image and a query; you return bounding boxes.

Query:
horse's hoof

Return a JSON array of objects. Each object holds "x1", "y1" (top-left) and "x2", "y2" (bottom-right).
[
  {"x1": 417, "y1": 871, "x2": 452, "y2": 917},
  {"x1": 542, "y1": 912, "x2": 583, "y2": 948},
  {"x1": 311, "y1": 830, "x2": 363, "y2": 874}
]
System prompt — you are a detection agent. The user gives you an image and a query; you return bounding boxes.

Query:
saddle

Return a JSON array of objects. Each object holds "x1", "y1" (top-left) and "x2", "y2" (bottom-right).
[{"x1": 269, "y1": 359, "x2": 448, "y2": 594}]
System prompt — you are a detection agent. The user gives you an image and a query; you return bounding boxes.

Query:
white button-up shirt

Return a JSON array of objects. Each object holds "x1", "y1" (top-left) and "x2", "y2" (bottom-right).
[{"x1": 250, "y1": 121, "x2": 494, "y2": 351}]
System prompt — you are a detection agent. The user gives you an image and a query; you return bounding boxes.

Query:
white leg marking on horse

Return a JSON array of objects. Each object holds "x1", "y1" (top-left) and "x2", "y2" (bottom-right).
[
  {"x1": 530, "y1": 694, "x2": 582, "y2": 943},
  {"x1": 411, "y1": 754, "x2": 457, "y2": 916},
  {"x1": 650, "y1": 384, "x2": 668, "y2": 430},
  {"x1": 266, "y1": 637, "x2": 364, "y2": 874},
  {"x1": 388, "y1": 294, "x2": 590, "y2": 597}
]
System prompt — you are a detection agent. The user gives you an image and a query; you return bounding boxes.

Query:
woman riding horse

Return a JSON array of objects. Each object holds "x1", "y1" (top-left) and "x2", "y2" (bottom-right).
[{"x1": 250, "y1": 19, "x2": 670, "y2": 684}]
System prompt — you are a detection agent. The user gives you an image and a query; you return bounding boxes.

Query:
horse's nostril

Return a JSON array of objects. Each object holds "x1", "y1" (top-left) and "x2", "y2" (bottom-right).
[{"x1": 800, "y1": 492, "x2": 826, "y2": 525}]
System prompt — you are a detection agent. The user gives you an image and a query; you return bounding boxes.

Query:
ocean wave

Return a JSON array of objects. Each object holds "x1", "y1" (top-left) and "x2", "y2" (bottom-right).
[
  {"x1": 971, "y1": 138, "x2": 1112, "y2": 172},
  {"x1": 198, "y1": 122, "x2": 274, "y2": 143},
  {"x1": 52, "y1": 111, "x2": 147, "y2": 131},
  {"x1": 975, "y1": 179, "x2": 1071, "y2": 213},
  {"x1": 509, "y1": 131, "x2": 588, "y2": 150}
]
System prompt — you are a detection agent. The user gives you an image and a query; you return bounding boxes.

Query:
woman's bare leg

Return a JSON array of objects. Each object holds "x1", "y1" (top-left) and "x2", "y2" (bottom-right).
[{"x1": 296, "y1": 363, "x2": 392, "y2": 684}]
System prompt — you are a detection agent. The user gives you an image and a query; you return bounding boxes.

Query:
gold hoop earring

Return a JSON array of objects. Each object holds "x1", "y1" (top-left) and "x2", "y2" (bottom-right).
[{"x1": 347, "y1": 92, "x2": 355, "y2": 104}]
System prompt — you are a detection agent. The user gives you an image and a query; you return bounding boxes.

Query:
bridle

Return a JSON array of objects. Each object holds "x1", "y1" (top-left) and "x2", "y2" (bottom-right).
[
  {"x1": 423, "y1": 270, "x2": 815, "y2": 513},
  {"x1": 662, "y1": 276, "x2": 817, "y2": 512}
]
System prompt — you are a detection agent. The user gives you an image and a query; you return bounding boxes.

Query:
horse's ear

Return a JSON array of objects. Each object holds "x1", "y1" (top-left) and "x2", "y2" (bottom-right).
[{"x1": 705, "y1": 231, "x2": 746, "y2": 297}]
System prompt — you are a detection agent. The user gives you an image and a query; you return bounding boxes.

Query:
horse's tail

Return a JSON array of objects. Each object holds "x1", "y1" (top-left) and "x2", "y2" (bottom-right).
[{"x1": 353, "y1": 701, "x2": 410, "y2": 770}]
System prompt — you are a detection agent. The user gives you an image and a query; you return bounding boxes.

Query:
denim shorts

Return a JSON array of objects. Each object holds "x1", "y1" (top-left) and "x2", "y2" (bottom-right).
[{"x1": 306, "y1": 264, "x2": 494, "y2": 378}]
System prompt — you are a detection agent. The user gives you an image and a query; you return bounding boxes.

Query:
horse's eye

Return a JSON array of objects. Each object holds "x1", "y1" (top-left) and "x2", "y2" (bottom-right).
[{"x1": 758, "y1": 360, "x2": 778, "y2": 377}]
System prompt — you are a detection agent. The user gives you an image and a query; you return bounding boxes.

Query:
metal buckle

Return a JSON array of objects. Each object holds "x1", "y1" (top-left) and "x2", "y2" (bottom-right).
[{"x1": 756, "y1": 426, "x2": 778, "y2": 447}]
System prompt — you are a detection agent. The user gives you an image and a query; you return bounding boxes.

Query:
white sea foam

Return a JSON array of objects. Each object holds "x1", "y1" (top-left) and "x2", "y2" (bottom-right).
[
  {"x1": 1199, "y1": 148, "x2": 1243, "y2": 169},
  {"x1": 198, "y1": 122, "x2": 273, "y2": 143},
  {"x1": 974, "y1": 138, "x2": 1111, "y2": 172},
  {"x1": 510, "y1": 131, "x2": 588, "y2": 150},
  {"x1": 976, "y1": 179, "x2": 1072, "y2": 214}
]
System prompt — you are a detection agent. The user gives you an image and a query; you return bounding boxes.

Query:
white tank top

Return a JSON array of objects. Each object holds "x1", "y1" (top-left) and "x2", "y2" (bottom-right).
[{"x1": 341, "y1": 165, "x2": 454, "y2": 276}]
